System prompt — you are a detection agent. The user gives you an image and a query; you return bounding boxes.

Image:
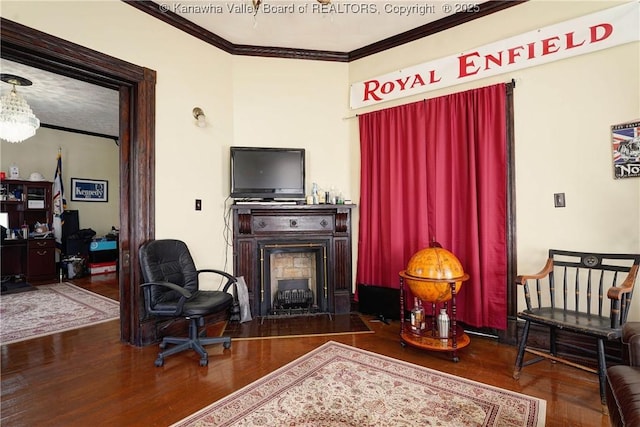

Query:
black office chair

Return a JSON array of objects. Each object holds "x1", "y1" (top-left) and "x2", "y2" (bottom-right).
[{"x1": 139, "y1": 239, "x2": 238, "y2": 367}]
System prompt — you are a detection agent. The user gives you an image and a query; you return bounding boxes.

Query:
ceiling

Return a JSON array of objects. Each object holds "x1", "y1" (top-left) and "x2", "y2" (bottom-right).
[
  {"x1": 163, "y1": 0, "x2": 459, "y2": 52},
  {"x1": 1, "y1": 59, "x2": 120, "y2": 139},
  {"x1": 0, "y1": 1, "x2": 521, "y2": 140}
]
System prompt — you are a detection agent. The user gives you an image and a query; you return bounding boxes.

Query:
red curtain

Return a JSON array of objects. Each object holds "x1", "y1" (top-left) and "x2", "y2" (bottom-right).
[{"x1": 357, "y1": 83, "x2": 507, "y2": 330}]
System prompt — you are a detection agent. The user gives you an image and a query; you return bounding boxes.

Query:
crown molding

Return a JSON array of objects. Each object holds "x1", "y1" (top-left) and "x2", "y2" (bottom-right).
[
  {"x1": 123, "y1": 0, "x2": 526, "y2": 63},
  {"x1": 349, "y1": 1, "x2": 527, "y2": 61}
]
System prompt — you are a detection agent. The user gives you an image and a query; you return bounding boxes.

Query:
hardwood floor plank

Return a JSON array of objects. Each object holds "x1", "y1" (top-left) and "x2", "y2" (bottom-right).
[{"x1": 0, "y1": 273, "x2": 612, "y2": 426}]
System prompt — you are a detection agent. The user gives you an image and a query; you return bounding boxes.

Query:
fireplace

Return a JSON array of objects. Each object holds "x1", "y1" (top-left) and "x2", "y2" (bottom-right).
[
  {"x1": 261, "y1": 243, "x2": 328, "y2": 316},
  {"x1": 232, "y1": 204, "x2": 354, "y2": 318}
]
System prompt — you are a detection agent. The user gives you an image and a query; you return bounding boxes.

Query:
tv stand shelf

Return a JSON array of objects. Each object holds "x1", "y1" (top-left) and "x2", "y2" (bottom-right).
[
  {"x1": 231, "y1": 204, "x2": 355, "y2": 317},
  {"x1": 234, "y1": 200, "x2": 302, "y2": 206}
]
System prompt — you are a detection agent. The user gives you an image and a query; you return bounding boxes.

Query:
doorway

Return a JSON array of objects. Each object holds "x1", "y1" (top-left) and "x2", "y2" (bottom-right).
[{"x1": 1, "y1": 18, "x2": 155, "y2": 346}]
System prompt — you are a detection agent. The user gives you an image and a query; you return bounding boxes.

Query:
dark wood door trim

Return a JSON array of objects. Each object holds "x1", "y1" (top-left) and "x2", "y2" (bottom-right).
[
  {"x1": 1, "y1": 18, "x2": 155, "y2": 346},
  {"x1": 503, "y1": 81, "x2": 518, "y2": 345}
]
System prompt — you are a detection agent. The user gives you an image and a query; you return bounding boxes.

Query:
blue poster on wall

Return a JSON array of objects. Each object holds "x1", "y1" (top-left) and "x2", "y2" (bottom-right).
[{"x1": 70, "y1": 178, "x2": 108, "y2": 202}]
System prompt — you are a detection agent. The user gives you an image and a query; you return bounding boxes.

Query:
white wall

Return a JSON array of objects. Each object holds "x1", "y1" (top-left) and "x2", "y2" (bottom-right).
[
  {"x1": 231, "y1": 55, "x2": 351, "y2": 198},
  {"x1": 0, "y1": 127, "x2": 119, "y2": 236}
]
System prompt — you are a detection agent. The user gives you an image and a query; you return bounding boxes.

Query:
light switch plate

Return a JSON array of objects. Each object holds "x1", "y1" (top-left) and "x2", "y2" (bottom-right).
[
  {"x1": 195, "y1": 199, "x2": 202, "y2": 211},
  {"x1": 554, "y1": 193, "x2": 565, "y2": 208}
]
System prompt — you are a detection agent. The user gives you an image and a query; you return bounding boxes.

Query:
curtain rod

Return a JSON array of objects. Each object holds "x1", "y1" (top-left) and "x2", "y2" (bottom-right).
[{"x1": 342, "y1": 78, "x2": 518, "y2": 120}]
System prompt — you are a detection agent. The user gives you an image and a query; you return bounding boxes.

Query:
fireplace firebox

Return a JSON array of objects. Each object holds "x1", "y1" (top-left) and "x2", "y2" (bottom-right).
[
  {"x1": 273, "y1": 279, "x2": 314, "y2": 315},
  {"x1": 232, "y1": 204, "x2": 355, "y2": 317},
  {"x1": 262, "y1": 242, "x2": 328, "y2": 316}
]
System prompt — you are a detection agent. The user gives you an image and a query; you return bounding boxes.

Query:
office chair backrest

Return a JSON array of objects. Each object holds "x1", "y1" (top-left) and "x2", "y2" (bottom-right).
[{"x1": 139, "y1": 239, "x2": 199, "y2": 302}]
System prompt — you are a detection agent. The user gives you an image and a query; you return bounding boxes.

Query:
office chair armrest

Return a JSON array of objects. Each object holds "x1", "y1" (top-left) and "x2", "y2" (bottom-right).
[
  {"x1": 197, "y1": 269, "x2": 238, "y2": 293},
  {"x1": 140, "y1": 281, "x2": 192, "y2": 316},
  {"x1": 141, "y1": 281, "x2": 192, "y2": 297},
  {"x1": 197, "y1": 270, "x2": 241, "y2": 321}
]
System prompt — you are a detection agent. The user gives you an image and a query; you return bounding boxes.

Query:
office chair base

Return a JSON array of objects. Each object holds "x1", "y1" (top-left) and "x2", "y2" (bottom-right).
[{"x1": 154, "y1": 318, "x2": 232, "y2": 367}]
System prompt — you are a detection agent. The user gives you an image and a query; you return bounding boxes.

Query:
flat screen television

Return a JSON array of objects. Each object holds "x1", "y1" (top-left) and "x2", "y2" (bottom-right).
[{"x1": 230, "y1": 147, "x2": 306, "y2": 200}]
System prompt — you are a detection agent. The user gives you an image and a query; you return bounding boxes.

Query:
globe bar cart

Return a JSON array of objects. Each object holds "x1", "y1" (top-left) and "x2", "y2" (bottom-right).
[{"x1": 399, "y1": 244, "x2": 471, "y2": 362}]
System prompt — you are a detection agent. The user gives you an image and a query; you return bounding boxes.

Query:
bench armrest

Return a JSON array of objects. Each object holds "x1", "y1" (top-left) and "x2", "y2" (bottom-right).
[
  {"x1": 607, "y1": 265, "x2": 639, "y2": 300},
  {"x1": 515, "y1": 258, "x2": 554, "y2": 285}
]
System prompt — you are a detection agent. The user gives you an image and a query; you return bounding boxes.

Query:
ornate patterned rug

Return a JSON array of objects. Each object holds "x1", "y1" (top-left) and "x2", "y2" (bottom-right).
[
  {"x1": 0, "y1": 282, "x2": 119, "y2": 345},
  {"x1": 172, "y1": 341, "x2": 546, "y2": 427}
]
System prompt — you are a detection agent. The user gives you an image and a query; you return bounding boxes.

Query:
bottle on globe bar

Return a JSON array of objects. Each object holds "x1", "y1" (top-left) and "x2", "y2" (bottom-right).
[{"x1": 411, "y1": 297, "x2": 426, "y2": 333}]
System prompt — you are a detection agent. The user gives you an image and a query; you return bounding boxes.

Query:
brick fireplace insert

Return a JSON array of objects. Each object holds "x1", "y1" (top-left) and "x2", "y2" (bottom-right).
[{"x1": 231, "y1": 204, "x2": 355, "y2": 317}]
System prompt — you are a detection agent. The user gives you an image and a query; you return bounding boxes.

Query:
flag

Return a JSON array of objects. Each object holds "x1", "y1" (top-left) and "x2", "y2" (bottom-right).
[{"x1": 52, "y1": 148, "x2": 67, "y2": 247}]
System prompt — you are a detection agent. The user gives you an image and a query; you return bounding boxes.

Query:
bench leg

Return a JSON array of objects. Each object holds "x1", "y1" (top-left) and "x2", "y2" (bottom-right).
[
  {"x1": 550, "y1": 326, "x2": 557, "y2": 357},
  {"x1": 597, "y1": 338, "x2": 607, "y2": 405},
  {"x1": 513, "y1": 320, "x2": 530, "y2": 379}
]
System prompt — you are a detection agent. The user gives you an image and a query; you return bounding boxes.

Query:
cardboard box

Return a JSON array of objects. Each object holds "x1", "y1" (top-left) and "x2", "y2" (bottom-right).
[{"x1": 89, "y1": 261, "x2": 117, "y2": 275}]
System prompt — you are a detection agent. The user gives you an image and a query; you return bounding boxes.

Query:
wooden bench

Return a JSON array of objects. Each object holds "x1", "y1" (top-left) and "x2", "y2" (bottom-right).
[{"x1": 513, "y1": 249, "x2": 640, "y2": 405}]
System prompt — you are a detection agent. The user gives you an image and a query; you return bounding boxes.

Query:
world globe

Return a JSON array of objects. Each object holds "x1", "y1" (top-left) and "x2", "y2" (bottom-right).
[{"x1": 401, "y1": 245, "x2": 469, "y2": 303}]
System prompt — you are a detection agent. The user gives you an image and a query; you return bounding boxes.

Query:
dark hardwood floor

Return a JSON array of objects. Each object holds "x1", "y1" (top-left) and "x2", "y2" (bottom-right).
[{"x1": 1, "y1": 273, "x2": 611, "y2": 426}]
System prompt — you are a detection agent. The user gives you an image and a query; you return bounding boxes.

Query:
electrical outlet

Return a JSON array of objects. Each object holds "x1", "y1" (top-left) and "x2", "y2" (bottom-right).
[
  {"x1": 195, "y1": 199, "x2": 202, "y2": 211},
  {"x1": 554, "y1": 193, "x2": 565, "y2": 208}
]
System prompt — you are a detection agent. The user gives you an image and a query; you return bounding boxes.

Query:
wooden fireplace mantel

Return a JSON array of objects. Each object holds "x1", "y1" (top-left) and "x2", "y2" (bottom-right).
[{"x1": 231, "y1": 203, "x2": 355, "y2": 316}]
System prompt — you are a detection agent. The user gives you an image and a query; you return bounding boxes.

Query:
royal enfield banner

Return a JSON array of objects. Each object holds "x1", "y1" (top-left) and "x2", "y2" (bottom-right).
[
  {"x1": 612, "y1": 120, "x2": 640, "y2": 179},
  {"x1": 350, "y1": 2, "x2": 640, "y2": 109}
]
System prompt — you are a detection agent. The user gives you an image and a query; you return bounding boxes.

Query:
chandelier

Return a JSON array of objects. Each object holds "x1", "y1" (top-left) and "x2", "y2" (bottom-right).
[{"x1": 0, "y1": 74, "x2": 41, "y2": 143}]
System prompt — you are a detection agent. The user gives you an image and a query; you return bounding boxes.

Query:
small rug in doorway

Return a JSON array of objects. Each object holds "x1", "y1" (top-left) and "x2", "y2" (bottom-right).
[
  {"x1": 0, "y1": 282, "x2": 119, "y2": 345},
  {"x1": 222, "y1": 313, "x2": 373, "y2": 340},
  {"x1": 1, "y1": 280, "x2": 36, "y2": 295},
  {"x1": 172, "y1": 341, "x2": 546, "y2": 427}
]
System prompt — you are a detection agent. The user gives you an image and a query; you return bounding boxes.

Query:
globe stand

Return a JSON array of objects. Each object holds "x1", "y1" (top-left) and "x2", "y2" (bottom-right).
[{"x1": 399, "y1": 274, "x2": 470, "y2": 362}]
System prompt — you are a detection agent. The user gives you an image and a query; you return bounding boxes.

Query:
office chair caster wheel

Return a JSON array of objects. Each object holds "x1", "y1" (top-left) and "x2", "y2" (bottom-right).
[
  {"x1": 223, "y1": 341, "x2": 231, "y2": 349},
  {"x1": 155, "y1": 357, "x2": 164, "y2": 367},
  {"x1": 159, "y1": 342, "x2": 167, "y2": 349},
  {"x1": 199, "y1": 358, "x2": 208, "y2": 367}
]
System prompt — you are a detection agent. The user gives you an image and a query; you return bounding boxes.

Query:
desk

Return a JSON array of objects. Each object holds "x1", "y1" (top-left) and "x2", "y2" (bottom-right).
[
  {"x1": 28, "y1": 238, "x2": 56, "y2": 281},
  {"x1": 0, "y1": 237, "x2": 56, "y2": 282}
]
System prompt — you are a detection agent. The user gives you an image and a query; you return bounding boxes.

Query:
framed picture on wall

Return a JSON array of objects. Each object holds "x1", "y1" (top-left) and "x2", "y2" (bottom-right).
[
  {"x1": 70, "y1": 178, "x2": 108, "y2": 202},
  {"x1": 611, "y1": 120, "x2": 640, "y2": 179}
]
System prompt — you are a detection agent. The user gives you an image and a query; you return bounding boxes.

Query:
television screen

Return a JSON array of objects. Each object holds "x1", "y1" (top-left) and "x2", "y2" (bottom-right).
[{"x1": 230, "y1": 147, "x2": 305, "y2": 200}]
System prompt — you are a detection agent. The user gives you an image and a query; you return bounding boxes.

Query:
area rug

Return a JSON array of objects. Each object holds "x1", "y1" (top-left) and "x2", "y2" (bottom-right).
[
  {"x1": 172, "y1": 341, "x2": 546, "y2": 427},
  {"x1": 222, "y1": 313, "x2": 374, "y2": 341},
  {"x1": 0, "y1": 282, "x2": 119, "y2": 345}
]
